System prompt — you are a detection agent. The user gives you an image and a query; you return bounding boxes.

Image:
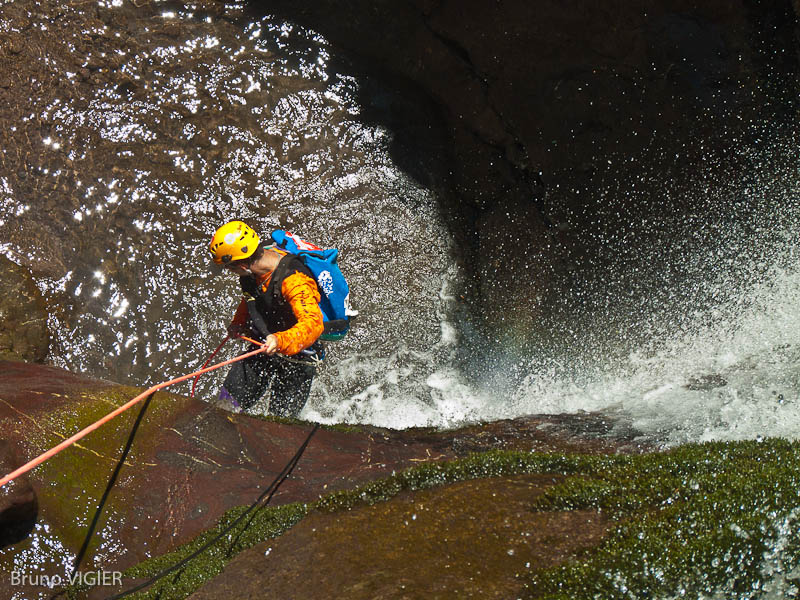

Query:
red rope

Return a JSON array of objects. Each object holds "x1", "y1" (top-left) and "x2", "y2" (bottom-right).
[
  {"x1": 238, "y1": 334, "x2": 266, "y2": 347},
  {"x1": 0, "y1": 340, "x2": 267, "y2": 488}
]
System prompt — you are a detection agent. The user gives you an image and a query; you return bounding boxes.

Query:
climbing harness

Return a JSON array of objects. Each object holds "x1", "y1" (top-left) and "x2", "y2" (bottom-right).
[
  {"x1": 238, "y1": 334, "x2": 324, "y2": 367},
  {"x1": 190, "y1": 332, "x2": 322, "y2": 401}
]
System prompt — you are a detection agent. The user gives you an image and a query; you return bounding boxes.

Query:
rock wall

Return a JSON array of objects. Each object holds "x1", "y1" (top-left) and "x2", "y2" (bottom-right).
[
  {"x1": 262, "y1": 0, "x2": 799, "y2": 345},
  {"x1": 1, "y1": 0, "x2": 796, "y2": 354}
]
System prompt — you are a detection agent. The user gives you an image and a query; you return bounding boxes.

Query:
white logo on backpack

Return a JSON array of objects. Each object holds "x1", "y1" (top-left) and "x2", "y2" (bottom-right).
[{"x1": 317, "y1": 270, "x2": 334, "y2": 296}]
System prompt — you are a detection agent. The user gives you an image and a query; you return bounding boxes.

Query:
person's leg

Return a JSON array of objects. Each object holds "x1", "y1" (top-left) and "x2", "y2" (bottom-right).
[
  {"x1": 268, "y1": 360, "x2": 315, "y2": 418},
  {"x1": 221, "y1": 353, "x2": 274, "y2": 410},
  {"x1": 218, "y1": 386, "x2": 240, "y2": 410}
]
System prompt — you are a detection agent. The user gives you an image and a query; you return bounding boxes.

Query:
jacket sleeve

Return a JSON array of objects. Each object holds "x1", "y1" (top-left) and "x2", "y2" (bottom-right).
[
  {"x1": 231, "y1": 298, "x2": 249, "y2": 326},
  {"x1": 274, "y1": 271, "x2": 324, "y2": 355}
]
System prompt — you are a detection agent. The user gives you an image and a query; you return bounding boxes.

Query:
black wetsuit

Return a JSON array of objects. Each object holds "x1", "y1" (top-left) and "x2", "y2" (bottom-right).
[{"x1": 222, "y1": 255, "x2": 323, "y2": 417}]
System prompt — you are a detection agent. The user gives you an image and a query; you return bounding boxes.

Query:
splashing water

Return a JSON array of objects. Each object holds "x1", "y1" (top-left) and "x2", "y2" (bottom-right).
[
  {"x1": 500, "y1": 131, "x2": 800, "y2": 446},
  {"x1": 510, "y1": 255, "x2": 800, "y2": 446}
]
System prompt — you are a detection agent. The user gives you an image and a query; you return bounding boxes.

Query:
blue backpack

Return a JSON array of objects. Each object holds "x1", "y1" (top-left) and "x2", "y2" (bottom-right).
[{"x1": 270, "y1": 230, "x2": 356, "y2": 341}]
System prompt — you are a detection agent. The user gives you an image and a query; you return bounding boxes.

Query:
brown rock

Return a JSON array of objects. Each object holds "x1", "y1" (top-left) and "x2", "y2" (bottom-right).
[{"x1": 0, "y1": 359, "x2": 641, "y2": 586}]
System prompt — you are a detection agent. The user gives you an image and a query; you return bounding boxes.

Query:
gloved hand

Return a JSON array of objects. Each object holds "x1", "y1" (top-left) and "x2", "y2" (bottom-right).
[{"x1": 263, "y1": 334, "x2": 279, "y2": 355}]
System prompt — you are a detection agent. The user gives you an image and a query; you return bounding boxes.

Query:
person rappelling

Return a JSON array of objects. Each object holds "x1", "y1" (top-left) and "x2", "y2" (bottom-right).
[{"x1": 208, "y1": 220, "x2": 355, "y2": 417}]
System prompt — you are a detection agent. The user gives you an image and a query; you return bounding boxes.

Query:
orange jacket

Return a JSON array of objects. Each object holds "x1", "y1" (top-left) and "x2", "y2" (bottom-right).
[{"x1": 231, "y1": 254, "x2": 324, "y2": 356}]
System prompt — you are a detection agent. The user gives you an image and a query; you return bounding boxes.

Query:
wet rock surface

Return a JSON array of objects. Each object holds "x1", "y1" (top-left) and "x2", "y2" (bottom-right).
[
  {"x1": 190, "y1": 474, "x2": 610, "y2": 600},
  {"x1": 0, "y1": 359, "x2": 641, "y2": 597},
  {"x1": 441, "y1": 411, "x2": 646, "y2": 456},
  {"x1": 0, "y1": 257, "x2": 49, "y2": 362},
  {"x1": 0, "y1": 0, "x2": 457, "y2": 396}
]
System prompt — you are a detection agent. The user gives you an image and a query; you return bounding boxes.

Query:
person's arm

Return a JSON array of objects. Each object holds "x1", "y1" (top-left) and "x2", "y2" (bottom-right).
[
  {"x1": 227, "y1": 298, "x2": 249, "y2": 337},
  {"x1": 274, "y1": 271, "x2": 324, "y2": 355}
]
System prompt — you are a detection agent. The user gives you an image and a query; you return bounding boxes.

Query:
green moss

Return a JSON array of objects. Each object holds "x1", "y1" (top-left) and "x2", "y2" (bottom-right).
[
  {"x1": 73, "y1": 439, "x2": 800, "y2": 599},
  {"x1": 77, "y1": 449, "x2": 597, "y2": 599},
  {"x1": 317, "y1": 421, "x2": 385, "y2": 434},
  {"x1": 526, "y1": 439, "x2": 800, "y2": 599},
  {"x1": 66, "y1": 502, "x2": 309, "y2": 600},
  {"x1": 314, "y1": 450, "x2": 608, "y2": 512}
]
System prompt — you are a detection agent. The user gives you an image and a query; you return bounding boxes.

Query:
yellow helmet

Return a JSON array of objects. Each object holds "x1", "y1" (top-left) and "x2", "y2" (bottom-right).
[{"x1": 208, "y1": 221, "x2": 260, "y2": 264}]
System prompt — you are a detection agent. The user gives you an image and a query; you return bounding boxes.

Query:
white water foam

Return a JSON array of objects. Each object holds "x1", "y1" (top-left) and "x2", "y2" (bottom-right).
[
  {"x1": 301, "y1": 128, "x2": 800, "y2": 447},
  {"x1": 304, "y1": 224, "x2": 800, "y2": 448},
  {"x1": 304, "y1": 264, "x2": 495, "y2": 429},
  {"x1": 508, "y1": 251, "x2": 800, "y2": 446}
]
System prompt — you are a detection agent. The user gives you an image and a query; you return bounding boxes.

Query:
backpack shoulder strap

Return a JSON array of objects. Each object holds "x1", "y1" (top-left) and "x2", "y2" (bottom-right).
[
  {"x1": 239, "y1": 274, "x2": 259, "y2": 297},
  {"x1": 268, "y1": 254, "x2": 314, "y2": 302}
]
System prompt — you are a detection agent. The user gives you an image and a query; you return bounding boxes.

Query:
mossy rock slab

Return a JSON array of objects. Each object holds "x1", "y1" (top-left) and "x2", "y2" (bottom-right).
[
  {"x1": 97, "y1": 440, "x2": 800, "y2": 600},
  {"x1": 0, "y1": 359, "x2": 643, "y2": 598},
  {"x1": 190, "y1": 473, "x2": 609, "y2": 600},
  {"x1": 0, "y1": 360, "x2": 465, "y2": 577}
]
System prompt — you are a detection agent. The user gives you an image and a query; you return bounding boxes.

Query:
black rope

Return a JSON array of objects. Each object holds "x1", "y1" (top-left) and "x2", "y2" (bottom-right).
[{"x1": 105, "y1": 422, "x2": 319, "y2": 600}]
